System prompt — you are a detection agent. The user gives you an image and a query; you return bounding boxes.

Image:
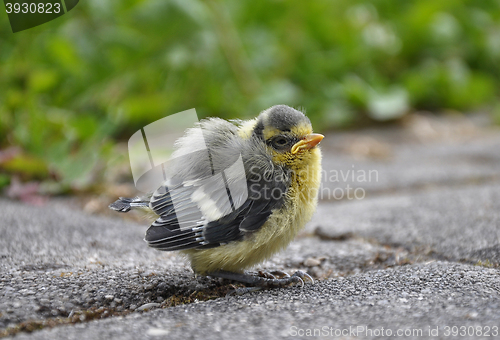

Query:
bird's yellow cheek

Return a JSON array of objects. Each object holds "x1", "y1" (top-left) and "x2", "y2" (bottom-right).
[
  {"x1": 270, "y1": 151, "x2": 292, "y2": 165},
  {"x1": 271, "y1": 147, "x2": 321, "y2": 172}
]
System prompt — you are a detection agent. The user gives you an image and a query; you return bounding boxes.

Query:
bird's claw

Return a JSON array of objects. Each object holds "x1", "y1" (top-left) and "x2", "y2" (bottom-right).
[
  {"x1": 258, "y1": 270, "x2": 277, "y2": 279},
  {"x1": 289, "y1": 276, "x2": 305, "y2": 288},
  {"x1": 291, "y1": 270, "x2": 314, "y2": 285},
  {"x1": 259, "y1": 270, "x2": 314, "y2": 288},
  {"x1": 270, "y1": 270, "x2": 291, "y2": 278}
]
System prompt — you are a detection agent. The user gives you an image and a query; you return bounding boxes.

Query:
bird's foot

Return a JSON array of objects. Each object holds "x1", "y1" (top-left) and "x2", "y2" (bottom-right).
[
  {"x1": 257, "y1": 270, "x2": 291, "y2": 279},
  {"x1": 209, "y1": 270, "x2": 314, "y2": 295}
]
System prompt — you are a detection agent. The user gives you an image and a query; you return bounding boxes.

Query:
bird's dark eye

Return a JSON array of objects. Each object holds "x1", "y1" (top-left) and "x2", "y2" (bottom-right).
[{"x1": 270, "y1": 136, "x2": 289, "y2": 149}]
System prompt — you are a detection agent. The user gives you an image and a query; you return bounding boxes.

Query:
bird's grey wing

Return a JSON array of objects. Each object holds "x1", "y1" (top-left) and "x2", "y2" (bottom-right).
[
  {"x1": 144, "y1": 180, "x2": 211, "y2": 251},
  {"x1": 143, "y1": 117, "x2": 238, "y2": 250},
  {"x1": 144, "y1": 175, "x2": 288, "y2": 251},
  {"x1": 201, "y1": 173, "x2": 289, "y2": 245},
  {"x1": 143, "y1": 118, "x2": 289, "y2": 251}
]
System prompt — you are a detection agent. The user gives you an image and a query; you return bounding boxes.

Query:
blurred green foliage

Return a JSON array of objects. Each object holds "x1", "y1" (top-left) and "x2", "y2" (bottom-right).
[{"x1": 1, "y1": 0, "x2": 500, "y2": 192}]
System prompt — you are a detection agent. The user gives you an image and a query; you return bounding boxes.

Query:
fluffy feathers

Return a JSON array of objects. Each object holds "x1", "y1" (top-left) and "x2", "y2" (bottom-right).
[{"x1": 109, "y1": 105, "x2": 322, "y2": 275}]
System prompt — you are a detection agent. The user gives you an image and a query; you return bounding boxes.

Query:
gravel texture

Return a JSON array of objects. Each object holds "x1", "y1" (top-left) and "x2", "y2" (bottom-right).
[{"x1": 8, "y1": 262, "x2": 500, "y2": 340}]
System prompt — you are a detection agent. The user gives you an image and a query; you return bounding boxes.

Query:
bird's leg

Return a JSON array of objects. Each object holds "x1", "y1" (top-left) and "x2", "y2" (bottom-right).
[{"x1": 208, "y1": 270, "x2": 313, "y2": 289}]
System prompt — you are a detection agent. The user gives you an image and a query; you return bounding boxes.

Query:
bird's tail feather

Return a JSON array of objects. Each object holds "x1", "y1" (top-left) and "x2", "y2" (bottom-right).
[{"x1": 109, "y1": 197, "x2": 149, "y2": 213}]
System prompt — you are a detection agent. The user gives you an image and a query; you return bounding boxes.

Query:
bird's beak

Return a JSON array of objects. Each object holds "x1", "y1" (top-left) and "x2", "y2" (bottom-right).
[{"x1": 291, "y1": 133, "x2": 324, "y2": 154}]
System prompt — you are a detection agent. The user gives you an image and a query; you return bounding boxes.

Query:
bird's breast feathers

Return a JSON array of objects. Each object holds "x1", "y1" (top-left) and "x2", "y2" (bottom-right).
[{"x1": 184, "y1": 145, "x2": 322, "y2": 274}]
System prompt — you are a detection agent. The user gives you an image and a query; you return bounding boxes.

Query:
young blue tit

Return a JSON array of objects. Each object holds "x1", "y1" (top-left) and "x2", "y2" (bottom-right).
[{"x1": 110, "y1": 105, "x2": 323, "y2": 288}]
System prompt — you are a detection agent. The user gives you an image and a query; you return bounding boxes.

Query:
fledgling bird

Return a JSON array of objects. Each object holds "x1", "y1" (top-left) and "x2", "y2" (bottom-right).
[{"x1": 110, "y1": 105, "x2": 323, "y2": 288}]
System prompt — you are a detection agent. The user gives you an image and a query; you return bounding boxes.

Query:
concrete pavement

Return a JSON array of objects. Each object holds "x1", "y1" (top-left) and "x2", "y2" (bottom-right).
[{"x1": 1, "y1": 114, "x2": 499, "y2": 339}]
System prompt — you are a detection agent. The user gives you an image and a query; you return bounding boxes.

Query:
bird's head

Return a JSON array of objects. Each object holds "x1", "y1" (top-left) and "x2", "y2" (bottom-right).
[{"x1": 253, "y1": 105, "x2": 323, "y2": 171}]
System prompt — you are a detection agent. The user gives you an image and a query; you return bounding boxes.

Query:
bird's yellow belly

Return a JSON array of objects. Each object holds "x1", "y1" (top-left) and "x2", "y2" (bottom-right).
[
  {"x1": 183, "y1": 153, "x2": 321, "y2": 274},
  {"x1": 183, "y1": 200, "x2": 313, "y2": 274}
]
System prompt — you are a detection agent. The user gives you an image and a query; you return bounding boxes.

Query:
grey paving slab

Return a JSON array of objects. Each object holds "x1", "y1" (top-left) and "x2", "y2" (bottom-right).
[
  {"x1": 8, "y1": 262, "x2": 500, "y2": 340},
  {"x1": 310, "y1": 183, "x2": 500, "y2": 264},
  {"x1": 319, "y1": 128, "x2": 500, "y2": 198}
]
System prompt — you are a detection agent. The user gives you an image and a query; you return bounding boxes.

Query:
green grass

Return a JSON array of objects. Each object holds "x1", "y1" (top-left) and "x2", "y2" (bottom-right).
[{"x1": 1, "y1": 0, "x2": 499, "y2": 192}]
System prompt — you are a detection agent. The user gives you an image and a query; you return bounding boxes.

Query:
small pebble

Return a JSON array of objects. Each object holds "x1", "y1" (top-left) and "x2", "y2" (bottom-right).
[
  {"x1": 136, "y1": 302, "x2": 161, "y2": 311},
  {"x1": 304, "y1": 257, "x2": 322, "y2": 267},
  {"x1": 147, "y1": 328, "x2": 170, "y2": 336}
]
